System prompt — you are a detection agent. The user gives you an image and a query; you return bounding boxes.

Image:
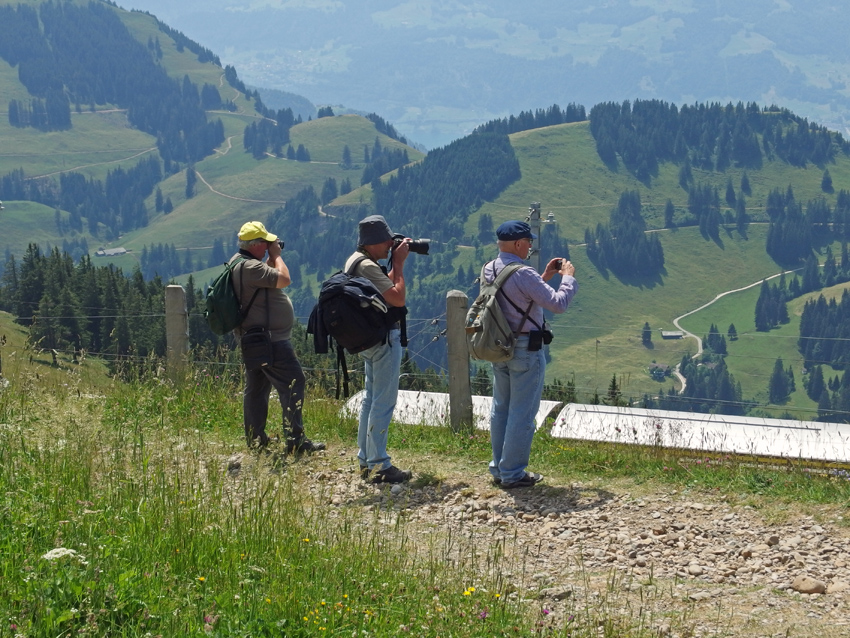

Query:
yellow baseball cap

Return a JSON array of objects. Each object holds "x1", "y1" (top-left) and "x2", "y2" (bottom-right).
[{"x1": 238, "y1": 221, "x2": 277, "y2": 242}]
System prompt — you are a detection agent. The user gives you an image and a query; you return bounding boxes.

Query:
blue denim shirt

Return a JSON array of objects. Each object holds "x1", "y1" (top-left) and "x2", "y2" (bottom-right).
[{"x1": 483, "y1": 253, "x2": 578, "y2": 332}]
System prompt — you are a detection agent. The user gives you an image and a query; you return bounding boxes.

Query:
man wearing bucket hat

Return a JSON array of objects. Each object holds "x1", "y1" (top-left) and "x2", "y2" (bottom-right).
[
  {"x1": 232, "y1": 221, "x2": 325, "y2": 455},
  {"x1": 343, "y1": 214, "x2": 412, "y2": 484},
  {"x1": 483, "y1": 220, "x2": 577, "y2": 489}
]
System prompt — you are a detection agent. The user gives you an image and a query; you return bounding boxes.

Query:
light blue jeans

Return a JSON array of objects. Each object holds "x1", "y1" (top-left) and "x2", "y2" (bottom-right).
[
  {"x1": 489, "y1": 336, "x2": 546, "y2": 483},
  {"x1": 357, "y1": 328, "x2": 402, "y2": 471}
]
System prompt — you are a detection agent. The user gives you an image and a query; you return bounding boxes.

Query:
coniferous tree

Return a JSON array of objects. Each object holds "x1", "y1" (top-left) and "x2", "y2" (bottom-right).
[
  {"x1": 725, "y1": 178, "x2": 736, "y2": 206},
  {"x1": 642, "y1": 322, "x2": 652, "y2": 346},
  {"x1": 185, "y1": 166, "x2": 196, "y2": 199},
  {"x1": 768, "y1": 357, "x2": 790, "y2": 404},
  {"x1": 604, "y1": 374, "x2": 622, "y2": 406},
  {"x1": 817, "y1": 389, "x2": 832, "y2": 422},
  {"x1": 741, "y1": 172, "x2": 751, "y2": 196},
  {"x1": 664, "y1": 199, "x2": 675, "y2": 228},
  {"x1": 822, "y1": 169, "x2": 834, "y2": 193}
]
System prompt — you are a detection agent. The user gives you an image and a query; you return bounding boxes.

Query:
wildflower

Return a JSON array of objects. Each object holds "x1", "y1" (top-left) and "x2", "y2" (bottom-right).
[
  {"x1": 479, "y1": 609, "x2": 489, "y2": 619},
  {"x1": 41, "y1": 548, "x2": 88, "y2": 565},
  {"x1": 542, "y1": 608, "x2": 550, "y2": 616},
  {"x1": 463, "y1": 590, "x2": 471, "y2": 596},
  {"x1": 303, "y1": 538, "x2": 310, "y2": 542},
  {"x1": 198, "y1": 577, "x2": 205, "y2": 582},
  {"x1": 266, "y1": 598, "x2": 271, "y2": 604},
  {"x1": 494, "y1": 593, "x2": 501, "y2": 598}
]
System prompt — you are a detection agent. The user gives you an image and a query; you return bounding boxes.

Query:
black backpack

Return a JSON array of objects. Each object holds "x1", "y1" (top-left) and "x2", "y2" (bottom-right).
[
  {"x1": 204, "y1": 256, "x2": 261, "y2": 335},
  {"x1": 308, "y1": 256, "x2": 407, "y2": 397}
]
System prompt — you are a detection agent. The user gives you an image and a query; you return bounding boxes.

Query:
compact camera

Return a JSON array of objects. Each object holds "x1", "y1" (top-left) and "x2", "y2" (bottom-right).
[
  {"x1": 276, "y1": 239, "x2": 285, "y2": 250},
  {"x1": 392, "y1": 234, "x2": 430, "y2": 255}
]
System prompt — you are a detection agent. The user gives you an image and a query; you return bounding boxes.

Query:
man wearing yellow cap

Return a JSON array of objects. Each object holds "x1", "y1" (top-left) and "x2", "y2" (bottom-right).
[{"x1": 231, "y1": 221, "x2": 325, "y2": 454}]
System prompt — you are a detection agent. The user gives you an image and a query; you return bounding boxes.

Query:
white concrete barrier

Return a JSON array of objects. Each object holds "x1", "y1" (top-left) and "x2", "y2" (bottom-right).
[
  {"x1": 551, "y1": 403, "x2": 850, "y2": 464},
  {"x1": 342, "y1": 390, "x2": 562, "y2": 431}
]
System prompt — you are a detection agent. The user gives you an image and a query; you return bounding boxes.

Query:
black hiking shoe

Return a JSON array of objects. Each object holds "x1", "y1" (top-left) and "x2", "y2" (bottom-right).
[
  {"x1": 285, "y1": 436, "x2": 326, "y2": 456},
  {"x1": 371, "y1": 465, "x2": 412, "y2": 484},
  {"x1": 500, "y1": 471, "x2": 543, "y2": 489}
]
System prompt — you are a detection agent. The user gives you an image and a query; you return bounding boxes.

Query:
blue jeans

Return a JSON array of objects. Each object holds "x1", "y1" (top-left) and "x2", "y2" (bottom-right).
[
  {"x1": 357, "y1": 328, "x2": 402, "y2": 471},
  {"x1": 489, "y1": 336, "x2": 546, "y2": 483}
]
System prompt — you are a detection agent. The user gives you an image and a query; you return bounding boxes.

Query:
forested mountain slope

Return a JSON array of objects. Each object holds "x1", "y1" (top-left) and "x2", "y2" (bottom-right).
[{"x1": 4, "y1": 0, "x2": 850, "y2": 420}]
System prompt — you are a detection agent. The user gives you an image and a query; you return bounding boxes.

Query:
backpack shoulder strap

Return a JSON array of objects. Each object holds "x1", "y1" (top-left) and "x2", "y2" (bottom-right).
[
  {"x1": 233, "y1": 255, "x2": 261, "y2": 317},
  {"x1": 345, "y1": 254, "x2": 370, "y2": 276},
  {"x1": 480, "y1": 261, "x2": 523, "y2": 290}
]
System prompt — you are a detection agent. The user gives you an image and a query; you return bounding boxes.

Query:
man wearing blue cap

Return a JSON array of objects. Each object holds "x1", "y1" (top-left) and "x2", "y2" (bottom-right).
[{"x1": 483, "y1": 220, "x2": 578, "y2": 488}]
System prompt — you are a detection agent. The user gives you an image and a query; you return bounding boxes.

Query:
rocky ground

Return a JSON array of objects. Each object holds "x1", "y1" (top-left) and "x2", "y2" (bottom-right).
[{"x1": 230, "y1": 448, "x2": 850, "y2": 638}]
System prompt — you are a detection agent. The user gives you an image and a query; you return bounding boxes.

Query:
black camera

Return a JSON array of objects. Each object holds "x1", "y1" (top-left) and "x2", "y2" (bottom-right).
[
  {"x1": 393, "y1": 234, "x2": 430, "y2": 255},
  {"x1": 553, "y1": 259, "x2": 562, "y2": 269},
  {"x1": 528, "y1": 322, "x2": 554, "y2": 351},
  {"x1": 276, "y1": 239, "x2": 285, "y2": 250}
]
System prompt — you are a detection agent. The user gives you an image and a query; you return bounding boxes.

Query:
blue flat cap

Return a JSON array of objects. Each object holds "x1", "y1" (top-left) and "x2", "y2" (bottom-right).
[{"x1": 496, "y1": 220, "x2": 537, "y2": 241}]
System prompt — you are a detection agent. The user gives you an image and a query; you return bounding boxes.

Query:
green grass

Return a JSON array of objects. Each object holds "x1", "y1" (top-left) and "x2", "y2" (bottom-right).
[
  {"x1": 0, "y1": 201, "x2": 102, "y2": 259},
  {"x1": 2, "y1": 332, "x2": 849, "y2": 636},
  {"x1": 0, "y1": 110, "x2": 157, "y2": 180}
]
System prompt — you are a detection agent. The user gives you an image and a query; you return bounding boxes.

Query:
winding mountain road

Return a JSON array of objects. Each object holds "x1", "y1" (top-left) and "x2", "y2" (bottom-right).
[{"x1": 671, "y1": 267, "x2": 803, "y2": 393}]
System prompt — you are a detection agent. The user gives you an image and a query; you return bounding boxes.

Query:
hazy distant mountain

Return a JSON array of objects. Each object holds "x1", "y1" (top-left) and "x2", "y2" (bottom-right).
[{"x1": 119, "y1": 0, "x2": 850, "y2": 149}]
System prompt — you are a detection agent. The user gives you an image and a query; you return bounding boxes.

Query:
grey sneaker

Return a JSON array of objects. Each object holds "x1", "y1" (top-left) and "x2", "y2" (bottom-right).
[{"x1": 371, "y1": 465, "x2": 412, "y2": 484}]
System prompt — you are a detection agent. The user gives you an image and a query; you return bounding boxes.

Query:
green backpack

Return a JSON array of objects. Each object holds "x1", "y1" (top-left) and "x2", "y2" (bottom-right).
[{"x1": 204, "y1": 256, "x2": 261, "y2": 335}]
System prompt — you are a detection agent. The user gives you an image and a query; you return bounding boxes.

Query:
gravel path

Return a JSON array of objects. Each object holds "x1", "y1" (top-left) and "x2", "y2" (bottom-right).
[{"x1": 229, "y1": 447, "x2": 850, "y2": 637}]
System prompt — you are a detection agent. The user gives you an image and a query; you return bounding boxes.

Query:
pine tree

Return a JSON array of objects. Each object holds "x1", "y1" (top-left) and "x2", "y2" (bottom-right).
[
  {"x1": 185, "y1": 166, "x2": 196, "y2": 199},
  {"x1": 768, "y1": 357, "x2": 789, "y2": 404},
  {"x1": 664, "y1": 199, "x2": 675, "y2": 228},
  {"x1": 822, "y1": 169, "x2": 833, "y2": 193},
  {"x1": 642, "y1": 322, "x2": 652, "y2": 346},
  {"x1": 605, "y1": 374, "x2": 622, "y2": 406}
]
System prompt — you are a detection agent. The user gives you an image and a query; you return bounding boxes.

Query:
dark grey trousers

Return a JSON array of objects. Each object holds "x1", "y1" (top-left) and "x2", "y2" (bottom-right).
[{"x1": 243, "y1": 339, "x2": 305, "y2": 446}]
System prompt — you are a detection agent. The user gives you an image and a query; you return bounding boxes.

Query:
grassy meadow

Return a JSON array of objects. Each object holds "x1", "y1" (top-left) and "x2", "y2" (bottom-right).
[{"x1": 2, "y1": 307, "x2": 850, "y2": 636}]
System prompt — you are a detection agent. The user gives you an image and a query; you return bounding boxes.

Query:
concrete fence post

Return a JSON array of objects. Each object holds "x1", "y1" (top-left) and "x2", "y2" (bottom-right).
[
  {"x1": 446, "y1": 290, "x2": 473, "y2": 432},
  {"x1": 165, "y1": 285, "x2": 189, "y2": 380}
]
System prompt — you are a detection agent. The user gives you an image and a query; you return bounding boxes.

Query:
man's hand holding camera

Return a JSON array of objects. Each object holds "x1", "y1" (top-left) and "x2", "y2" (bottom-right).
[
  {"x1": 266, "y1": 238, "x2": 290, "y2": 288},
  {"x1": 391, "y1": 237, "x2": 411, "y2": 269},
  {"x1": 543, "y1": 257, "x2": 575, "y2": 282}
]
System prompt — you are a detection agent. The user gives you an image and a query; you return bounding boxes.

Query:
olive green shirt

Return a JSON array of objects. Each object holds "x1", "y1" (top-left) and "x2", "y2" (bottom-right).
[{"x1": 229, "y1": 253, "x2": 295, "y2": 342}]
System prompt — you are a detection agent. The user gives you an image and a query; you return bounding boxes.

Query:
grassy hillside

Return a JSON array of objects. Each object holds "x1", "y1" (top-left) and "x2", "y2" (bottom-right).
[
  {"x1": 464, "y1": 121, "x2": 850, "y2": 413},
  {"x1": 0, "y1": 0, "x2": 424, "y2": 266}
]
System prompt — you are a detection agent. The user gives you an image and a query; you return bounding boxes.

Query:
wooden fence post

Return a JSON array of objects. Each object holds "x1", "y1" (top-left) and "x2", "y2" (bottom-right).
[
  {"x1": 165, "y1": 285, "x2": 189, "y2": 380},
  {"x1": 446, "y1": 290, "x2": 473, "y2": 432}
]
